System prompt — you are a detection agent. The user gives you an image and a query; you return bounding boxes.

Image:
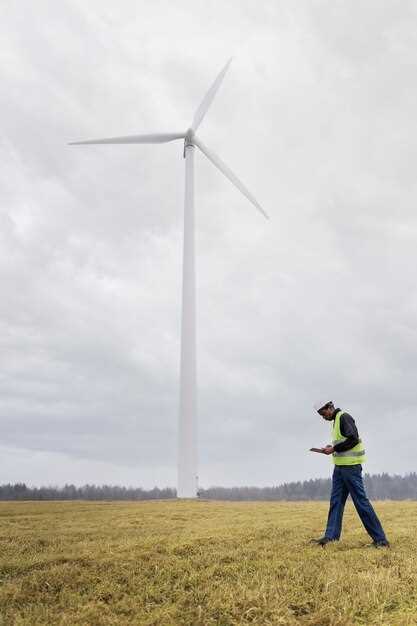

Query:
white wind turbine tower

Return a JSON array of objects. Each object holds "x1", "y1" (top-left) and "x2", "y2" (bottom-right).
[{"x1": 70, "y1": 59, "x2": 268, "y2": 498}]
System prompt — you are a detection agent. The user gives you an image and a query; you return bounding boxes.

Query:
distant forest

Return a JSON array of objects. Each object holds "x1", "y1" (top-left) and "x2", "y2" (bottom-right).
[{"x1": 1, "y1": 473, "x2": 417, "y2": 501}]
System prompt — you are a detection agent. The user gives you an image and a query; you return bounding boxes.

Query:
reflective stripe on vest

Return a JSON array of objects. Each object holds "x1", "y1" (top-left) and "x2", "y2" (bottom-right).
[
  {"x1": 332, "y1": 439, "x2": 365, "y2": 456},
  {"x1": 331, "y1": 411, "x2": 366, "y2": 465}
]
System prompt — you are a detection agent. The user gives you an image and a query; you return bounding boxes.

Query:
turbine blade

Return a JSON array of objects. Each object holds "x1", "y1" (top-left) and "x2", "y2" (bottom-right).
[
  {"x1": 193, "y1": 136, "x2": 269, "y2": 219},
  {"x1": 69, "y1": 132, "x2": 185, "y2": 145},
  {"x1": 191, "y1": 58, "x2": 233, "y2": 132}
]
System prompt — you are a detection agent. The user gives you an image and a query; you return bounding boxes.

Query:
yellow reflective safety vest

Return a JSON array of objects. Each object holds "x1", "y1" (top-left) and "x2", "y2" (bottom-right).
[{"x1": 332, "y1": 410, "x2": 366, "y2": 466}]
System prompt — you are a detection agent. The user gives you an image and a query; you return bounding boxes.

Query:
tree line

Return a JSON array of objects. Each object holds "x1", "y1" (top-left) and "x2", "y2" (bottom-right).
[
  {"x1": 1, "y1": 472, "x2": 417, "y2": 500},
  {"x1": 201, "y1": 472, "x2": 417, "y2": 500}
]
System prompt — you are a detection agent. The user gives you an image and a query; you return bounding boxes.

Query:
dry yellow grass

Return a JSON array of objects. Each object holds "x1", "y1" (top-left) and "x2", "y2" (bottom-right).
[{"x1": 0, "y1": 499, "x2": 416, "y2": 625}]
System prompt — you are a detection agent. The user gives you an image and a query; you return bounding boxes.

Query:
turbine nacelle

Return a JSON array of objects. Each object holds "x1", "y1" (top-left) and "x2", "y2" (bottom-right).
[{"x1": 183, "y1": 129, "x2": 195, "y2": 157}]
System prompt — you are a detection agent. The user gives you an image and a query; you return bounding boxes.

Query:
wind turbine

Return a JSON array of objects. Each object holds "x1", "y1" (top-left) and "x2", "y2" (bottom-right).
[{"x1": 70, "y1": 59, "x2": 268, "y2": 498}]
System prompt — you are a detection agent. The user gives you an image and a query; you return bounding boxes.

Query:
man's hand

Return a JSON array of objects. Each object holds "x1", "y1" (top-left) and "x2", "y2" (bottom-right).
[{"x1": 322, "y1": 445, "x2": 334, "y2": 455}]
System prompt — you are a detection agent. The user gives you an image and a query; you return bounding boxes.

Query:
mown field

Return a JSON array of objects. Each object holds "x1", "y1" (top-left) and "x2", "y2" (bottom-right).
[{"x1": 0, "y1": 500, "x2": 416, "y2": 625}]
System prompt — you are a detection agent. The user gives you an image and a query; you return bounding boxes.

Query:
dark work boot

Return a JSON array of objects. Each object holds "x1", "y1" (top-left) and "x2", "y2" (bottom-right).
[{"x1": 310, "y1": 536, "x2": 337, "y2": 546}]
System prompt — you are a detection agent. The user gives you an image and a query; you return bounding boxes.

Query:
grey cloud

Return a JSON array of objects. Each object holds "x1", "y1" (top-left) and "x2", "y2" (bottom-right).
[{"x1": 1, "y1": 0, "x2": 417, "y2": 487}]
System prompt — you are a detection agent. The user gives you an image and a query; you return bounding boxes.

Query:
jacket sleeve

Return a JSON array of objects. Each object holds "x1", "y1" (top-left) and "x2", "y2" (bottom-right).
[{"x1": 333, "y1": 413, "x2": 360, "y2": 452}]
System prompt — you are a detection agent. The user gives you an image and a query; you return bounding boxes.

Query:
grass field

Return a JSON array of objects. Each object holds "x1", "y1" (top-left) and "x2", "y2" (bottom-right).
[{"x1": 0, "y1": 499, "x2": 416, "y2": 625}]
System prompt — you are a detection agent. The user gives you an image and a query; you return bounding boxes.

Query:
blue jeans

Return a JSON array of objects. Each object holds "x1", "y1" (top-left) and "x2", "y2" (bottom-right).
[{"x1": 325, "y1": 465, "x2": 387, "y2": 542}]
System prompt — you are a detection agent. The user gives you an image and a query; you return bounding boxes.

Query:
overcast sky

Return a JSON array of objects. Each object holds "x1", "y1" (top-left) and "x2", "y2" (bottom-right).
[{"x1": 1, "y1": 0, "x2": 417, "y2": 488}]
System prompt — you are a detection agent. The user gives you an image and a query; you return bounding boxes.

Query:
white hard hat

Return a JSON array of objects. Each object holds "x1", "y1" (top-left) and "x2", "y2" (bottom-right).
[{"x1": 313, "y1": 399, "x2": 332, "y2": 412}]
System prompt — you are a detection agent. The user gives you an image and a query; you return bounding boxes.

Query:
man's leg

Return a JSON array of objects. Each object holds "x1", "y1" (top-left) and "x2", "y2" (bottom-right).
[
  {"x1": 344, "y1": 465, "x2": 388, "y2": 544},
  {"x1": 324, "y1": 466, "x2": 349, "y2": 540}
]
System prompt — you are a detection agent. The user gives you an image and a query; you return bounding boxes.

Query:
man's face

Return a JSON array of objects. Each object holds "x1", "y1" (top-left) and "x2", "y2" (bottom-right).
[{"x1": 318, "y1": 405, "x2": 334, "y2": 420}]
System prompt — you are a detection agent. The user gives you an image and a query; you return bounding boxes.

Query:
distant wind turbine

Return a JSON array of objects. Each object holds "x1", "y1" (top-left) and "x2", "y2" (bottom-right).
[{"x1": 70, "y1": 58, "x2": 268, "y2": 498}]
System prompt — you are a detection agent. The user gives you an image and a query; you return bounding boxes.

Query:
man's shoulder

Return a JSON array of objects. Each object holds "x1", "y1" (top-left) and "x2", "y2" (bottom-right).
[
  {"x1": 335, "y1": 409, "x2": 354, "y2": 420},
  {"x1": 339, "y1": 411, "x2": 360, "y2": 439},
  {"x1": 340, "y1": 411, "x2": 354, "y2": 420}
]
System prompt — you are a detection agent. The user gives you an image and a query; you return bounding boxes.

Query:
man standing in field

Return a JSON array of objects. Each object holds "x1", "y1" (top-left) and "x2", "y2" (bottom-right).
[{"x1": 310, "y1": 400, "x2": 389, "y2": 547}]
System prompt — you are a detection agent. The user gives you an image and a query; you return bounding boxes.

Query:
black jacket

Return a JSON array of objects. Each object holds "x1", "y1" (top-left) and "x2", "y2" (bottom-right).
[{"x1": 331, "y1": 408, "x2": 360, "y2": 453}]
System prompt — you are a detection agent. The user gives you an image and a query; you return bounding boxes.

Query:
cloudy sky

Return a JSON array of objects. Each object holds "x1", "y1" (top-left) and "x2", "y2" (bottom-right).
[{"x1": 1, "y1": 0, "x2": 417, "y2": 488}]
